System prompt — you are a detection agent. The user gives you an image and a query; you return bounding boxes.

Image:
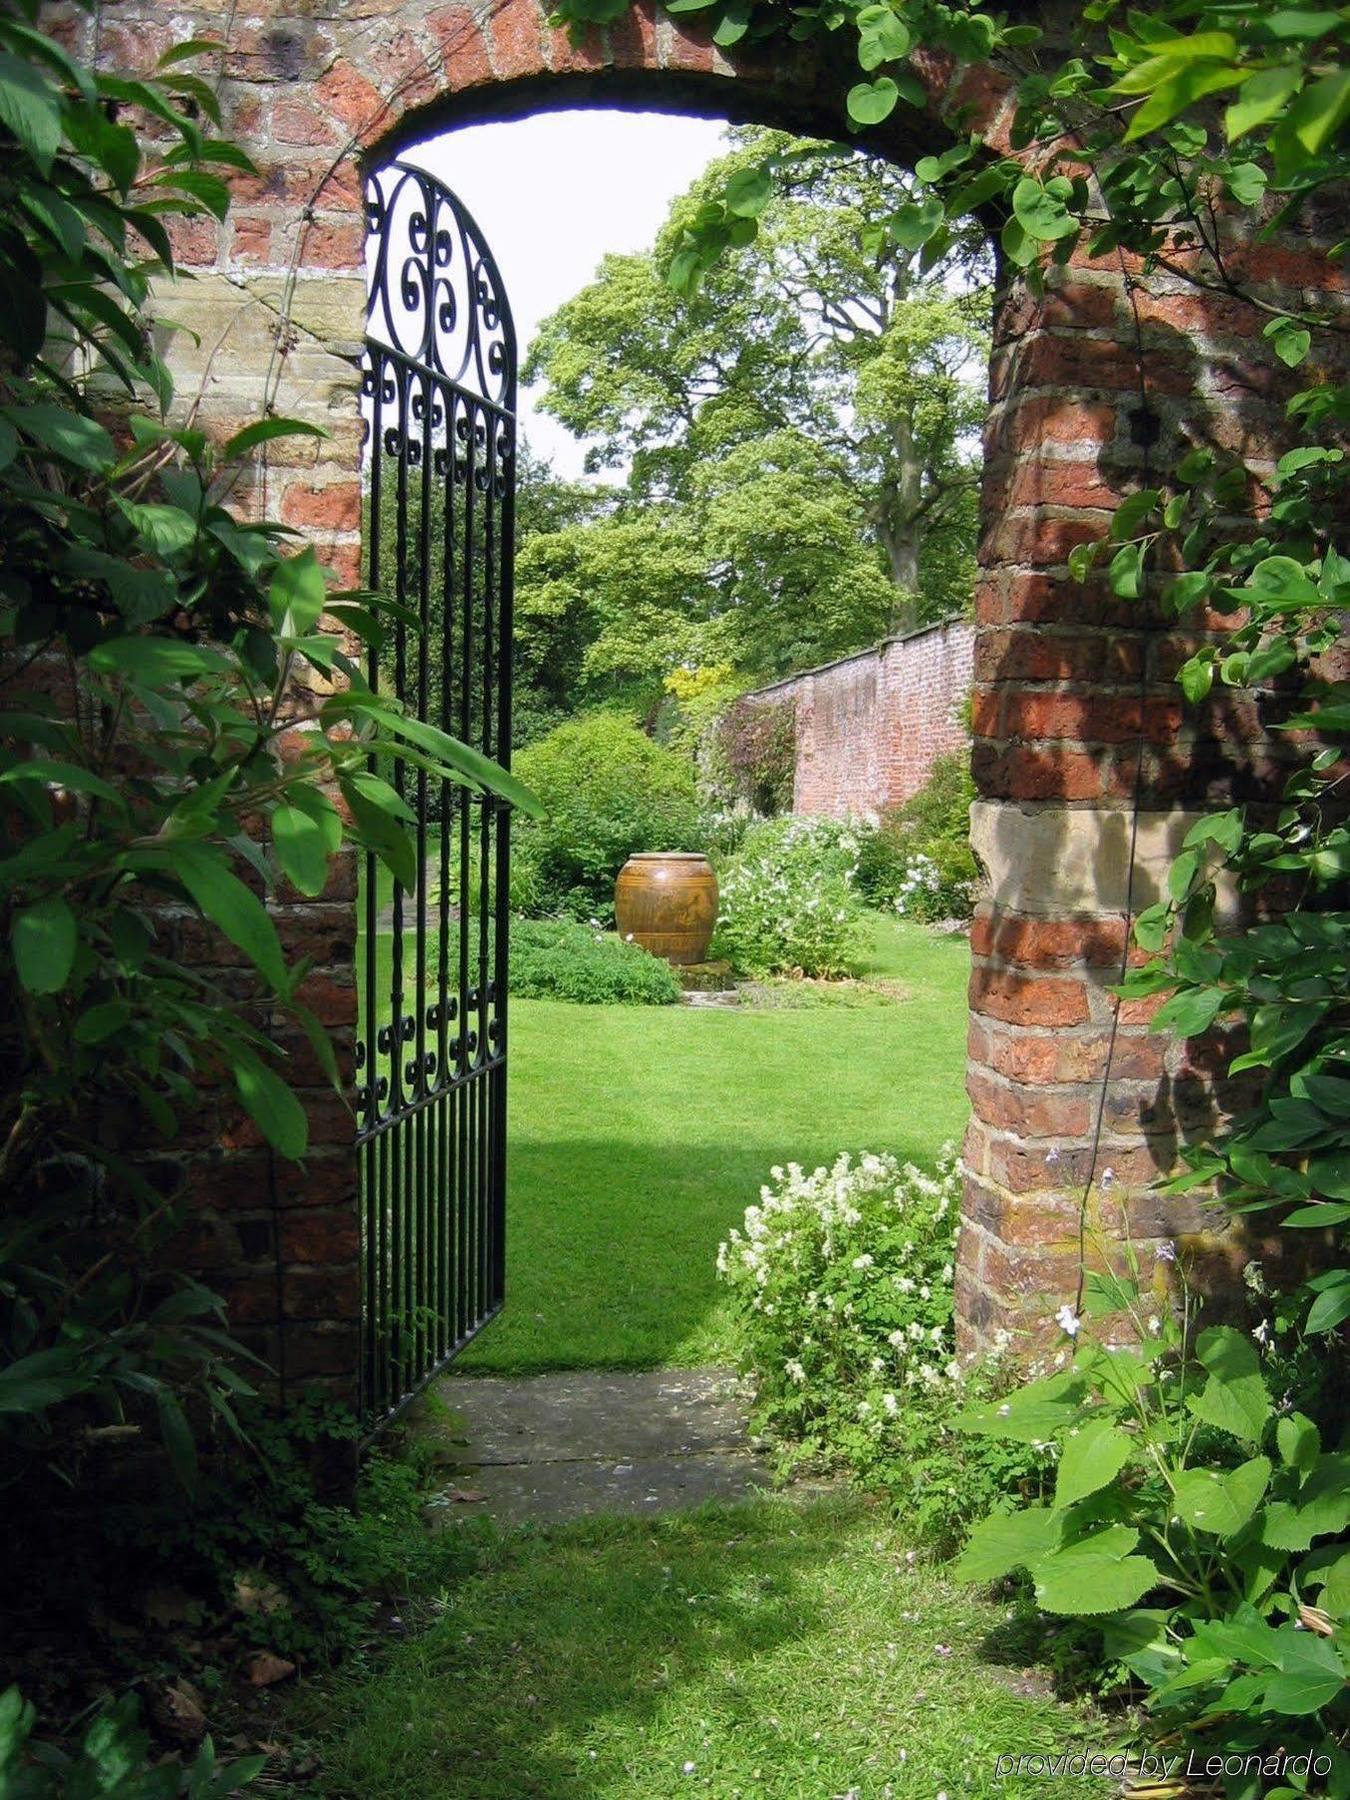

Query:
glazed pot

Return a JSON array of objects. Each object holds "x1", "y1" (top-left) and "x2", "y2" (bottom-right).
[{"x1": 614, "y1": 852, "x2": 719, "y2": 966}]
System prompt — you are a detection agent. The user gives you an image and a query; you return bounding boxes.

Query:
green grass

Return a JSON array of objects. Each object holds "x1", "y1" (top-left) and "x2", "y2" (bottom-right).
[
  {"x1": 459, "y1": 914, "x2": 969, "y2": 1372},
  {"x1": 300, "y1": 1494, "x2": 1106, "y2": 1800}
]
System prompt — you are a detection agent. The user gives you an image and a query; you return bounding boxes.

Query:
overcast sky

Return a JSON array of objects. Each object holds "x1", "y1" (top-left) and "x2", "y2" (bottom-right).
[{"x1": 409, "y1": 110, "x2": 727, "y2": 477}]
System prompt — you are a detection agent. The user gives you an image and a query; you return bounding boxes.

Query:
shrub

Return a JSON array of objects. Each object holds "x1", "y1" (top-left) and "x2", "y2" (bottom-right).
[
  {"x1": 955, "y1": 1246, "x2": 1350, "y2": 1767},
  {"x1": 510, "y1": 918, "x2": 682, "y2": 1004},
  {"x1": 712, "y1": 694, "x2": 797, "y2": 815},
  {"x1": 0, "y1": 1689, "x2": 264, "y2": 1798},
  {"x1": 856, "y1": 752, "x2": 978, "y2": 922},
  {"x1": 512, "y1": 712, "x2": 704, "y2": 919},
  {"x1": 712, "y1": 816, "x2": 866, "y2": 978},
  {"x1": 718, "y1": 1147, "x2": 1047, "y2": 1553}
]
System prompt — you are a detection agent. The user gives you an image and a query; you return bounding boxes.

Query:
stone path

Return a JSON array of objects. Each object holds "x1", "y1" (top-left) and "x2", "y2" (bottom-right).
[{"x1": 420, "y1": 1367, "x2": 812, "y2": 1527}]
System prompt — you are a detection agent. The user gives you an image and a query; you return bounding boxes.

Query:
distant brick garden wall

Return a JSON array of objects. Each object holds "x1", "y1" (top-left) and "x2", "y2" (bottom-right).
[
  {"x1": 742, "y1": 621, "x2": 974, "y2": 821},
  {"x1": 59, "y1": 0, "x2": 1348, "y2": 1398}
]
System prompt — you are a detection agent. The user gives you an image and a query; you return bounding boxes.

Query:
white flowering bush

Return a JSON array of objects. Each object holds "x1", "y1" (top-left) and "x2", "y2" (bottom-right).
[
  {"x1": 719, "y1": 1144, "x2": 1049, "y2": 1549},
  {"x1": 719, "y1": 1145, "x2": 961, "y2": 1431},
  {"x1": 891, "y1": 849, "x2": 944, "y2": 918},
  {"x1": 712, "y1": 816, "x2": 868, "y2": 978}
]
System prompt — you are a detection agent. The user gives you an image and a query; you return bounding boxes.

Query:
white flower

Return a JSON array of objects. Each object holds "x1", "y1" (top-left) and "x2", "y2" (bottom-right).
[
  {"x1": 1045, "y1": 1146, "x2": 1062, "y2": 1167},
  {"x1": 852, "y1": 1253, "x2": 874, "y2": 1270},
  {"x1": 1099, "y1": 1167, "x2": 1117, "y2": 1189},
  {"x1": 1156, "y1": 1239, "x2": 1177, "y2": 1263},
  {"x1": 1148, "y1": 1315, "x2": 1162, "y2": 1335},
  {"x1": 997, "y1": 1403, "x2": 1012, "y2": 1417},
  {"x1": 1054, "y1": 1303, "x2": 1081, "y2": 1338},
  {"x1": 1252, "y1": 1319, "x2": 1271, "y2": 1346}
]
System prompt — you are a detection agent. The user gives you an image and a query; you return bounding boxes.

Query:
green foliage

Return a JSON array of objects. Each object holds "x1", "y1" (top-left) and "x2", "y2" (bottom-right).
[
  {"x1": 718, "y1": 1146, "x2": 1047, "y2": 1553},
  {"x1": 712, "y1": 817, "x2": 867, "y2": 978},
  {"x1": 0, "y1": 10, "x2": 532, "y2": 1486},
  {"x1": 512, "y1": 711, "x2": 704, "y2": 919},
  {"x1": 523, "y1": 126, "x2": 989, "y2": 688},
  {"x1": 955, "y1": 1253, "x2": 1350, "y2": 1766},
  {"x1": 509, "y1": 917, "x2": 682, "y2": 1004},
  {"x1": 856, "y1": 751, "x2": 979, "y2": 922},
  {"x1": 88, "y1": 1397, "x2": 449, "y2": 1664},
  {"x1": 0, "y1": 1687, "x2": 264, "y2": 1799}
]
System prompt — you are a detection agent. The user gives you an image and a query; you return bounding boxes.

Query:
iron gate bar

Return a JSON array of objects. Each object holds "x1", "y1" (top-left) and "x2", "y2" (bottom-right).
[{"x1": 356, "y1": 161, "x2": 516, "y2": 1432}]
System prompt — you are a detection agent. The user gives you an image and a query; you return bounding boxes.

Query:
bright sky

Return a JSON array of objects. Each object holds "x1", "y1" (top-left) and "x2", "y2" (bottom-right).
[{"x1": 408, "y1": 110, "x2": 727, "y2": 477}]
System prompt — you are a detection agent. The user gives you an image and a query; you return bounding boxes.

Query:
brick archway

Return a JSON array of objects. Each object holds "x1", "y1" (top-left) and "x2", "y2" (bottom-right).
[{"x1": 75, "y1": 0, "x2": 1341, "y2": 1397}]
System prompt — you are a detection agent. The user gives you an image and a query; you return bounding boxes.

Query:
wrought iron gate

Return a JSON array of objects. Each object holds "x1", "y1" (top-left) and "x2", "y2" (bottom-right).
[{"x1": 357, "y1": 161, "x2": 516, "y2": 1428}]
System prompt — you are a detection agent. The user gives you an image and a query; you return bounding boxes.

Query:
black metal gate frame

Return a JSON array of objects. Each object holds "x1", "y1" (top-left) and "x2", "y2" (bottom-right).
[{"x1": 356, "y1": 161, "x2": 516, "y2": 1431}]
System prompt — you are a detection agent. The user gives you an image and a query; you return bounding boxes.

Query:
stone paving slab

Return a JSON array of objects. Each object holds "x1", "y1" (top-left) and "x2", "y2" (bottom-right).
[{"x1": 417, "y1": 1367, "x2": 811, "y2": 1527}]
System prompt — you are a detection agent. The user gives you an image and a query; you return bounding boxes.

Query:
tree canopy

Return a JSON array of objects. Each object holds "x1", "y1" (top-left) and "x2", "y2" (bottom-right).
[{"x1": 511, "y1": 126, "x2": 991, "y2": 732}]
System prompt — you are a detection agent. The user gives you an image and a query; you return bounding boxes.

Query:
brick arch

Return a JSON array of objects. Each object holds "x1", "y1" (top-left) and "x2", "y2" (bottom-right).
[{"x1": 76, "y1": 0, "x2": 1342, "y2": 1396}]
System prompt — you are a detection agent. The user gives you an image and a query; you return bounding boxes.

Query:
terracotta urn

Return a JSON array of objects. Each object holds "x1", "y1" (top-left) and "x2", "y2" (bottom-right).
[{"x1": 614, "y1": 852, "x2": 719, "y2": 966}]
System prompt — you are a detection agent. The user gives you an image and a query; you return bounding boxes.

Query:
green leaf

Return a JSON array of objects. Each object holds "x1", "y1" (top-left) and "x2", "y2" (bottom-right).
[
  {"x1": 173, "y1": 844, "x2": 288, "y2": 992},
  {"x1": 1171, "y1": 1456, "x2": 1271, "y2": 1537},
  {"x1": 1226, "y1": 64, "x2": 1303, "y2": 140},
  {"x1": 272, "y1": 803, "x2": 329, "y2": 898},
  {"x1": 856, "y1": 5, "x2": 911, "y2": 69},
  {"x1": 1032, "y1": 1527, "x2": 1160, "y2": 1616},
  {"x1": 88, "y1": 637, "x2": 224, "y2": 684},
  {"x1": 0, "y1": 1345, "x2": 90, "y2": 1413},
  {"x1": 1123, "y1": 62, "x2": 1247, "y2": 141},
  {"x1": 232, "y1": 1048, "x2": 308, "y2": 1160},
  {"x1": 721, "y1": 166, "x2": 771, "y2": 220},
  {"x1": 1277, "y1": 69, "x2": 1350, "y2": 164},
  {"x1": 1067, "y1": 541, "x2": 1098, "y2": 583},
  {"x1": 3, "y1": 403, "x2": 114, "y2": 469},
  {"x1": 1110, "y1": 33, "x2": 1238, "y2": 91},
  {"x1": 1276, "y1": 1412, "x2": 1319, "y2": 1477},
  {"x1": 955, "y1": 1370, "x2": 1092, "y2": 1442},
  {"x1": 74, "y1": 999, "x2": 134, "y2": 1045},
  {"x1": 847, "y1": 78, "x2": 900, "y2": 125},
  {"x1": 1265, "y1": 315, "x2": 1312, "y2": 368},
  {"x1": 1055, "y1": 1420, "x2": 1134, "y2": 1510},
  {"x1": 157, "y1": 1391, "x2": 198, "y2": 1492},
  {"x1": 1108, "y1": 542, "x2": 1145, "y2": 599},
  {"x1": 1263, "y1": 1632, "x2": 1346, "y2": 1716},
  {"x1": 1318, "y1": 1551, "x2": 1350, "y2": 1617},
  {"x1": 954, "y1": 1506, "x2": 1060, "y2": 1581},
  {"x1": 1187, "y1": 1326, "x2": 1271, "y2": 1445},
  {"x1": 114, "y1": 499, "x2": 200, "y2": 557},
  {"x1": 889, "y1": 198, "x2": 944, "y2": 250},
  {"x1": 11, "y1": 897, "x2": 77, "y2": 993},
  {"x1": 343, "y1": 697, "x2": 542, "y2": 817},
  {"x1": 270, "y1": 545, "x2": 327, "y2": 637},
  {"x1": 1011, "y1": 176, "x2": 1079, "y2": 242},
  {"x1": 0, "y1": 51, "x2": 61, "y2": 172},
  {"x1": 1109, "y1": 489, "x2": 1161, "y2": 540},
  {"x1": 1305, "y1": 1270, "x2": 1350, "y2": 1334},
  {"x1": 1150, "y1": 985, "x2": 1224, "y2": 1038},
  {"x1": 1179, "y1": 655, "x2": 1214, "y2": 704},
  {"x1": 222, "y1": 417, "x2": 327, "y2": 458},
  {"x1": 1308, "y1": 1151, "x2": 1350, "y2": 1199},
  {"x1": 0, "y1": 758, "x2": 122, "y2": 804}
]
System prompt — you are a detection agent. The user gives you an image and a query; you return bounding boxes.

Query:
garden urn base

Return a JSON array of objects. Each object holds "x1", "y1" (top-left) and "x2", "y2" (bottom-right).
[{"x1": 615, "y1": 853, "x2": 719, "y2": 966}]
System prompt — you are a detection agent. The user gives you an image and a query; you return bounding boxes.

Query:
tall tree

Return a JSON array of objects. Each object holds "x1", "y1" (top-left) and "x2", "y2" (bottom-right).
[{"x1": 525, "y1": 127, "x2": 991, "y2": 637}]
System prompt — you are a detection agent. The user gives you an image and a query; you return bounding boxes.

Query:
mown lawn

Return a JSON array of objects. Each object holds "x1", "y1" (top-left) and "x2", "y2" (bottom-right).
[
  {"x1": 301, "y1": 1495, "x2": 1106, "y2": 1800},
  {"x1": 459, "y1": 915, "x2": 970, "y2": 1372}
]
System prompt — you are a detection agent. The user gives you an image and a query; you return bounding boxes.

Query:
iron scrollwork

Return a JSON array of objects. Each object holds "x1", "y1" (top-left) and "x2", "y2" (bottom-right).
[{"x1": 357, "y1": 160, "x2": 517, "y2": 1432}]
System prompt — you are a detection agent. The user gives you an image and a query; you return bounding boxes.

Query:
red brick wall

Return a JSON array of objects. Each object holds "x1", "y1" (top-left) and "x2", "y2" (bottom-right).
[
  {"x1": 745, "y1": 621, "x2": 974, "y2": 820},
  {"x1": 68, "y1": 0, "x2": 1348, "y2": 1385}
]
